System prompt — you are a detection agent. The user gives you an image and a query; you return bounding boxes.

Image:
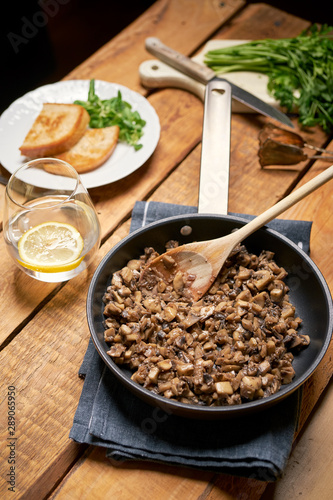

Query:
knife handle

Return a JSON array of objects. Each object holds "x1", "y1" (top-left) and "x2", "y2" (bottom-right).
[{"x1": 145, "y1": 37, "x2": 215, "y2": 85}]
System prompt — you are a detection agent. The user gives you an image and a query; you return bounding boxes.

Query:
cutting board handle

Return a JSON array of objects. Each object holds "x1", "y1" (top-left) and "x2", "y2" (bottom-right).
[{"x1": 139, "y1": 60, "x2": 205, "y2": 100}]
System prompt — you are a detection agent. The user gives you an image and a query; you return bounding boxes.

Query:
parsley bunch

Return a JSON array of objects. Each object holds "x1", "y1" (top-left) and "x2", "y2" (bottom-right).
[
  {"x1": 204, "y1": 25, "x2": 333, "y2": 132},
  {"x1": 75, "y1": 79, "x2": 146, "y2": 150}
]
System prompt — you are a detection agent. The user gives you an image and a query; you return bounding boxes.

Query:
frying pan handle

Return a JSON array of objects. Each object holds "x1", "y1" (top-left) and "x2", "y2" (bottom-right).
[
  {"x1": 145, "y1": 37, "x2": 215, "y2": 84},
  {"x1": 198, "y1": 79, "x2": 231, "y2": 215}
]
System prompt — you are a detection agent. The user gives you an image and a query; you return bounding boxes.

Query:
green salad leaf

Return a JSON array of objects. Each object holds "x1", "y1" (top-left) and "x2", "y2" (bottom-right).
[
  {"x1": 74, "y1": 79, "x2": 146, "y2": 150},
  {"x1": 204, "y1": 24, "x2": 333, "y2": 132}
]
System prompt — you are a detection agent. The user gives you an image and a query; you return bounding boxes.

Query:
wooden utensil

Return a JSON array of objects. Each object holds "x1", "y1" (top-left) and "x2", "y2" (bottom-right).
[{"x1": 141, "y1": 164, "x2": 333, "y2": 301}]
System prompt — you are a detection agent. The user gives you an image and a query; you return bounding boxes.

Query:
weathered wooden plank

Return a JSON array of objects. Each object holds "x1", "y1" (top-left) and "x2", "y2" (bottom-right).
[
  {"x1": 1, "y1": 0, "x2": 246, "y2": 230},
  {"x1": 43, "y1": 143, "x2": 333, "y2": 500},
  {"x1": 262, "y1": 381, "x2": 333, "y2": 500},
  {"x1": 51, "y1": 447, "x2": 217, "y2": 500},
  {"x1": 1, "y1": 104, "x2": 329, "y2": 345},
  {"x1": 219, "y1": 1, "x2": 309, "y2": 40},
  {"x1": 0, "y1": 224, "x2": 128, "y2": 499},
  {"x1": 1, "y1": 1, "x2": 333, "y2": 498},
  {"x1": 2, "y1": 128, "x2": 331, "y2": 500}
]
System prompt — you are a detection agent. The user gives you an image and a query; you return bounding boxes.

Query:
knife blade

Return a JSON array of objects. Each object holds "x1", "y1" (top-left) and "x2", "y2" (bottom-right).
[{"x1": 145, "y1": 37, "x2": 294, "y2": 129}]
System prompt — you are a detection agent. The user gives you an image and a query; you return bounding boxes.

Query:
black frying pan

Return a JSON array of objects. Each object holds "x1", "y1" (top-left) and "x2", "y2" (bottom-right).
[
  {"x1": 87, "y1": 212, "x2": 333, "y2": 419},
  {"x1": 87, "y1": 80, "x2": 333, "y2": 419}
]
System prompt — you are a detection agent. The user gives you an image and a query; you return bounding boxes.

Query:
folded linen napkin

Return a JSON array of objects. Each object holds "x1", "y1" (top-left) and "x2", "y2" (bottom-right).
[{"x1": 70, "y1": 201, "x2": 312, "y2": 481}]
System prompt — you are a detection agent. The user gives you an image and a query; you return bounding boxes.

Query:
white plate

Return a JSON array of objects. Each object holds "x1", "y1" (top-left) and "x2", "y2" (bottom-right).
[{"x1": 0, "y1": 80, "x2": 160, "y2": 189}]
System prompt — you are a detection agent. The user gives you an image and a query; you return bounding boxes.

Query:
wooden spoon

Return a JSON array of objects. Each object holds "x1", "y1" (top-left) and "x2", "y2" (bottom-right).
[{"x1": 141, "y1": 164, "x2": 333, "y2": 301}]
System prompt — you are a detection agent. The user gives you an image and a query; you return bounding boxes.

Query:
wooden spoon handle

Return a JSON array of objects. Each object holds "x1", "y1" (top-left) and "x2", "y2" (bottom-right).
[{"x1": 233, "y1": 164, "x2": 333, "y2": 243}]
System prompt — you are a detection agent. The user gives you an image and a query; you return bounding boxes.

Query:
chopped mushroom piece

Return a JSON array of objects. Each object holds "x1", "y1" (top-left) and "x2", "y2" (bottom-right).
[
  {"x1": 157, "y1": 360, "x2": 173, "y2": 371},
  {"x1": 148, "y1": 366, "x2": 160, "y2": 383},
  {"x1": 173, "y1": 271, "x2": 184, "y2": 292},
  {"x1": 163, "y1": 303, "x2": 178, "y2": 322},
  {"x1": 240, "y1": 376, "x2": 262, "y2": 400},
  {"x1": 103, "y1": 243, "x2": 310, "y2": 406},
  {"x1": 215, "y1": 381, "x2": 234, "y2": 396},
  {"x1": 253, "y1": 270, "x2": 273, "y2": 290}
]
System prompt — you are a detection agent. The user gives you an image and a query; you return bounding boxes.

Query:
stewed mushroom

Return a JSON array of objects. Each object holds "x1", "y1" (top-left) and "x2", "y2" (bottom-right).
[{"x1": 102, "y1": 242, "x2": 310, "y2": 406}]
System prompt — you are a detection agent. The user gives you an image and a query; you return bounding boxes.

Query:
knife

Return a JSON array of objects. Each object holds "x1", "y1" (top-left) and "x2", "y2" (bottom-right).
[{"x1": 145, "y1": 37, "x2": 294, "y2": 129}]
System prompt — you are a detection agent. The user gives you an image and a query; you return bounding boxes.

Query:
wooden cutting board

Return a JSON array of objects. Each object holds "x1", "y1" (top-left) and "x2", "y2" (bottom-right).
[{"x1": 140, "y1": 40, "x2": 276, "y2": 112}]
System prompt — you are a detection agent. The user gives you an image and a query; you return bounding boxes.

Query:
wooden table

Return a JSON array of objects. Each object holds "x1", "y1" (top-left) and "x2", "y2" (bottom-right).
[{"x1": 1, "y1": 1, "x2": 332, "y2": 498}]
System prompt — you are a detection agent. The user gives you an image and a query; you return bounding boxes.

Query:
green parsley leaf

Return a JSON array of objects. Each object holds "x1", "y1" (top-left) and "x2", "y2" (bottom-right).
[
  {"x1": 74, "y1": 79, "x2": 146, "y2": 150},
  {"x1": 204, "y1": 25, "x2": 333, "y2": 132}
]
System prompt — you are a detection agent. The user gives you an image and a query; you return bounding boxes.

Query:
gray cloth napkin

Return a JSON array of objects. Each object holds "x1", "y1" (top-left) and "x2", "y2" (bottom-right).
[{"x1": 70, "y1": 201, "x2": 312, "y2": 481}]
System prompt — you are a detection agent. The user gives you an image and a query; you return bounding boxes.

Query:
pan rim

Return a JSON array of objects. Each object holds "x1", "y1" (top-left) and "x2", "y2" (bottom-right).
[{"x1": 87, "y1": 213, "x2": 333, "y2": 419}]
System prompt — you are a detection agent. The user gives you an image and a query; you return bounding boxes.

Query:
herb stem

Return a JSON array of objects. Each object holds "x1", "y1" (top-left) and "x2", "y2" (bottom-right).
[{"x1": 204, "y1": 25, "x2": 333, "y2": 132}]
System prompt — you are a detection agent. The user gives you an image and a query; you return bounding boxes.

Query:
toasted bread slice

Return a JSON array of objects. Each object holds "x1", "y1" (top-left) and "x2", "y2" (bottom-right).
[
  {"x1": 56, "y1": 126, "x2": 119, "y2": 173},
  {"x1": 19, "y1": 103, "x2": 90, "y2": 158}
]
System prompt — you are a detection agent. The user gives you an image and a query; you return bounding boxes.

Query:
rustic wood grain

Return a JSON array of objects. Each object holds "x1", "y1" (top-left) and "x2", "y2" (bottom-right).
[
  {"x1": 0, "y1": 237, "x2": 57, "y2": 347},
  {"x1": 219, "y1": 2, "x2": 309, "y2": 40},
  {"x1": 0, "y1": 0, "x2": 246, "y2": 228},
  {"x1": 0, "y1": 224, "x2": 128, "y2": 499},
  {"x1": 6, "y1": 136, "x2": 329, "y2": 500},
  {"x1": 51, "y1": 447, "x2": 217, "y2": 500},
  {"x1": 34, "y1": 133, "x2": 331, "y2": 500},
  {"x1": 0, "y1": 183, "x2": 5, "y2": 221},
  {"x1": 47, "y1": 156, "x2": 333, "y2": 500},
  {"x1": 261, "y1": 381, "x2": 333, "y2": 500}
]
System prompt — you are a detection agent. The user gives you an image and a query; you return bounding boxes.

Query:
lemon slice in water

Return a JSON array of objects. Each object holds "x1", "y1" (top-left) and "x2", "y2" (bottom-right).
[{"x1": 18, "y1": 222, "x2": 84, "y2": 273}]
